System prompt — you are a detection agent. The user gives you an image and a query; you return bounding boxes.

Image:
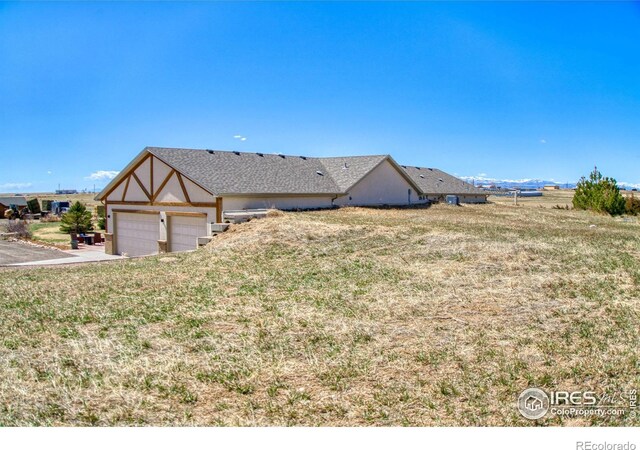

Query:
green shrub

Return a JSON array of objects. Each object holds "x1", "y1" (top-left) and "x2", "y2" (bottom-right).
[
  {"x1": 60, "y1": 201, "x2": 94, "y2": 234},
  {"x1": 625, "y1": 194, "x2": 640, "y2": 216},
  {"x1": 573, "y1": 167, "x2": 626, "y2": 216},
  {"x1": 95, "y1": 205, "x2": 106, "y2": 230}
]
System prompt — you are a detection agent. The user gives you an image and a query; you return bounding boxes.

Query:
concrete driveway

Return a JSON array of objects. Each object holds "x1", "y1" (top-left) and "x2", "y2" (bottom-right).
[
  {"x1": 0, "y1": 240, "x2": 124, "y2": 266},
  {"x1": 0, "y1": 240, "x2": 73, "y2": 265}
]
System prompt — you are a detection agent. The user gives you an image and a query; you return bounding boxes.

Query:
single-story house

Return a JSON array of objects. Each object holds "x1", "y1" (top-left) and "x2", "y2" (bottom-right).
[
  {"x1": 95, "y1": 147, "x2": 487, "y2": 256},
  {"x1": 400, "y1": 166, "x2": 488, "y2": 204},
  {"x1": 0, "y1": 196, "x2": 28, "y2": 217}
]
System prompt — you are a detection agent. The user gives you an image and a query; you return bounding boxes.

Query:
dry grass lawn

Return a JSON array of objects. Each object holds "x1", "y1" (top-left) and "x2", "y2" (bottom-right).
[{"x1": 1, "y1": 203, "x2": 639, "y2": 426}]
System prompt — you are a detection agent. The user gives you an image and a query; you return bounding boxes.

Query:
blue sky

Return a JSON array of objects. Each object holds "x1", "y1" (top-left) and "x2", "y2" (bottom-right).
[{"x1": 1, "y1": 1, "x2": 639, "y2": 193}]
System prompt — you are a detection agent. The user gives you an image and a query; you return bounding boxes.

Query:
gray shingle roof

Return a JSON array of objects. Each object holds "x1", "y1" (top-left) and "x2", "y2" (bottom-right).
[
  {"x1": 97, "y1": 147, "x2": 481, "y2": 200},
  {"x1": 313, "y1": 155, "x2": 388, "y2": 192},
  {"x1": 148, "y1": 147, "x2": 391, "y2": 195},
  {"x1": 0, "y1": 196, "x2": 28, "y2": 207},
  {"x1": 401, "y1": 166, "x2": 486, "y2": 196}
]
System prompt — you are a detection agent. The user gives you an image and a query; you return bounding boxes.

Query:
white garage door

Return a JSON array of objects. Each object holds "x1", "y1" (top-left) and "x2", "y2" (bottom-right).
[
  {"x1": 115, "y1": 212, "x2": 160, "y2": 257},
  {"x1": 168, "y1": 215, "x2": 207, "y2": 253}
]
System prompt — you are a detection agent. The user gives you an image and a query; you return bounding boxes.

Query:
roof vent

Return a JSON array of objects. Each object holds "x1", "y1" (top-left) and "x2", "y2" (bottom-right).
[
  {"x1": 316, "y1": 171, "x2": 324, "y2": 176},
  {"x1": 419, "y1": 174, "x2": 425, "y2": 178},
  {"x1": 207, "y1": 150, "x2": 214, "y2": 154},
  {"x1": 278, "y1": 154, "x2": 285, "y2": 158},
  {"x1": 300, "y1": 156, "x2": 307, "y2": 160},
  {"x1": 415, "y1": 166, "x2": 420, "y2": 169},
  {"x1": 438, "y1": 178, "x2": 444, "y2": 182},
  {"x1": 257, "y1": 152, "x2": 264, "y2": 157},
  {"x1": 401, "y1": 165, "x2": 407, "y2": 168},
  {"x1": 343, "y1": 162, "x2": 348, "y2": 169},
  {"x1": 233, "y1": 151, "x2": 240, "y2": 155}
]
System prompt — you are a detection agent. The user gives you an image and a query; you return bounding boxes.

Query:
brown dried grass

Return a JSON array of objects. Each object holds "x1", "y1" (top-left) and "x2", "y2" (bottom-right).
[{"x1": 0, "y1": 204, "x2": 639, "y2": 426}]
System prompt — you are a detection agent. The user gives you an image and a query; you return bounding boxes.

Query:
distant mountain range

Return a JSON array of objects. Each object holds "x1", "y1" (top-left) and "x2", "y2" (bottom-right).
[{"x1": 458, "y1": 176, "x2": 640, "y2": 191}]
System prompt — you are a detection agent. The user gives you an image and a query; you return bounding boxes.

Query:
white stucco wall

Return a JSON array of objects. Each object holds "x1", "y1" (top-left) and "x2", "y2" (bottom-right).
[
  {"x1": 425, "y1": 194, "x2": 487, "y2": 204},
  {"x1": 222, "y1": 195, "x2": 334, "y2": 211},
  {"x1": 152, "y1": 157, "x2": 172, "y2": 190},
  {"x1": 183, "y1": 177, "x2": 215, "y2": 203},
  {"x1": 107, "y1": 182, "x2": 126, "y2": 202},
  {"x1": 124, "y1": 177, "x2": 148, "y2": 201},
  {"x1": 334, "y1": 160, "x2": 420, "y2": 207},
  {"x1": 459, "y1": 195, "x2": 487, "y2": 204}
]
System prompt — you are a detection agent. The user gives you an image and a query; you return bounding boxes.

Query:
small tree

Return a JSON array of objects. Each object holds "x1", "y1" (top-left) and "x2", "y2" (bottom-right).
[
  {"x1": 96, "y1": 206, "x2": 106, "y2": 230},
  {"x1": 573, "y1": 166, "x2": 626, "y2": 216},
  {"x1": 60, "y1": 201, "x2": 94, "y2": 234},
  {"x1": 626, "y1": 193, "x2": 640, "y2": 215}
]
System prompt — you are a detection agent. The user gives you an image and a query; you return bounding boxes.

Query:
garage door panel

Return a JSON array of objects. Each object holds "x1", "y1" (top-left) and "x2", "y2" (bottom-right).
[
  {"x1": 115, "y1": 212, "x2": 159, "y2": 257},
  {"x1": 169, "y1": 215, "x2": 207, "y2": 253}
]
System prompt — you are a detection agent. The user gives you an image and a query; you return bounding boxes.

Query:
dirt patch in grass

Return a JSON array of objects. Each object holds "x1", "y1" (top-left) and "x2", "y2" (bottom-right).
[{"x1": 0, "y1": 204, "x2": 639, "y2": 425}]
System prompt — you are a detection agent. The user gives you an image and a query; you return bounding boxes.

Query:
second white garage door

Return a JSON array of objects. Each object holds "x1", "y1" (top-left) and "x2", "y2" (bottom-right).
[
  {"x1": 168, "y1": 215, "x2": 207, "y2": 252},
  {"x1": 115, "y1": 212, "x2": 160, "y2": 257}
]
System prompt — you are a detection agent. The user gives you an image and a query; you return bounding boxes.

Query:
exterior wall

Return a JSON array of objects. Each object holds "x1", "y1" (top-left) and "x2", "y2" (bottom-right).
[
  {"x1": 459, "y1": 195, "x2": 487, "y2": 204},
  {"x1": 425, "y1": 194, "x2": 487, "y2": 204},
  {"x1": 106, "y1": 203, "x2": 217, "y2": 254},
  {"x1": 107, "y1": 182, "x2": 126, "y2": 202},
  {"x1": 105, "y1": 154, "x2": 215, "y2": 205},
  {"x1": 155, "y1": 173, "x2": 187, "y2": 203},
  {"x1": 183, "y1": 177, "x2": 213, "y2": 203},
  {"x1": 334, "y1": 160, "x2": 421, "y2": 207},
  {"x1": 222, "y1": 195, "x2": 334, "y2": 211}
]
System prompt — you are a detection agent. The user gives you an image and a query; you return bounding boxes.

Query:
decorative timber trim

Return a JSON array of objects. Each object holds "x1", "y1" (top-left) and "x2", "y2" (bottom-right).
[
  {"x1": 103, "y1": 153, "x2": 151, "y2": 200},
  {"x1": 215, "y1": 197, "x2": 222, "y2": 223},
  {"x1": 176, "y1": 172, "x2": 191, "y2": 203},
  {"x1": 112, "y1": 209, "x2": 160, "y2": 215},
  {"x1": 165, "y1": 211, "x2": 207, "y2": 218},
  {"x1": 152, "y1": 169, "x2": 176, "y2": 202},
  {"x1": 107, "y1": 201, "x2": 217, "y2": 207},
  {"x1": 121, "y1": 176, "x2": 131, "y2": 201},
  {"x1": 131, "y1": 171, "x2": 152, "y2": 201}
]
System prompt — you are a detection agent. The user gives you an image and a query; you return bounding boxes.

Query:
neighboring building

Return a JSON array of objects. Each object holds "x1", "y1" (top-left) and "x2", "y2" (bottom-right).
[
  {"x1": 543, "y1": 185, "x2": 560, "y2": 190},
  {"x1": 0, "y1": 196, "x2": 28, "y2": 217},
  {"x1": 401, "y1": 166, "x2": 488, "y2": 204},
  {"x1": 95, "y1": 147, "x2": 485, "y2": 256},
  {"x1": 55, "y1": 189, "x2": 78, "y2": 194}
]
